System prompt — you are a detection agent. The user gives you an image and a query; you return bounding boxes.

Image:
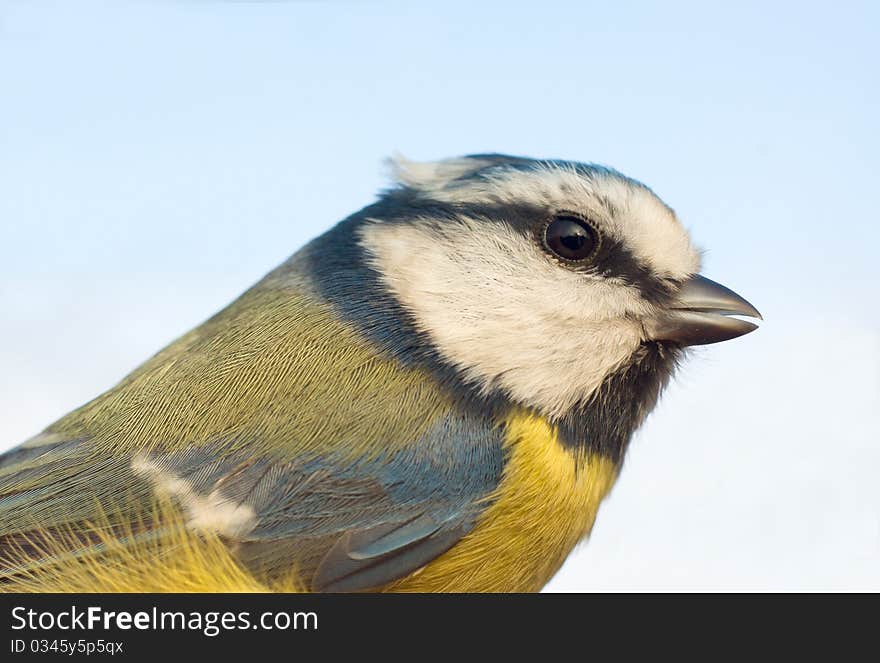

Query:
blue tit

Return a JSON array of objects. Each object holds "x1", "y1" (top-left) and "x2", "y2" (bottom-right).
[{"x1": 0, "y1": 154, "x2": 761, "y2": 593}]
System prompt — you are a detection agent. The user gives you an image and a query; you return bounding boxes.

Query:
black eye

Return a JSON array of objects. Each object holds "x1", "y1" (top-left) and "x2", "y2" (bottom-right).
[{"x1": 543, "y1": 215, "x2": 599, "y2": 261}]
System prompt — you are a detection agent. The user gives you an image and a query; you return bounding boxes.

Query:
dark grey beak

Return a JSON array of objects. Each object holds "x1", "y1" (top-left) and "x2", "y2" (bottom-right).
[{"x1": 645, "y1": 275, "x2": 762, "y2": 346}]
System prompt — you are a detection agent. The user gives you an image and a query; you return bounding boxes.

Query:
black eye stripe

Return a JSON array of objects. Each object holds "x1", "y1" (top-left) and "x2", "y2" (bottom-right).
[
  {"x1": 542, "y1": 214, "x2": 600, "y2": 262},
  {"x1": 597, "y1": 238, "x2": 679, "y2": 304},
  {"x1": 369, "y1": 194, "x2": 678, "y2": 304}
]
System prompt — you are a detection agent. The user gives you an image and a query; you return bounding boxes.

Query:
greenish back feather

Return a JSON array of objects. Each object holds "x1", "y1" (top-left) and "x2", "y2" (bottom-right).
[{"x1": 45, "y1": 274, "x2": 451, "y2": 460}]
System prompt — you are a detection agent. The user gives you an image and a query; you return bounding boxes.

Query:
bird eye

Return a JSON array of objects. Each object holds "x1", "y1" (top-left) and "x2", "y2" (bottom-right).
[{"x1": 543, "y1": 215, "x2": 599, "y2": 262}]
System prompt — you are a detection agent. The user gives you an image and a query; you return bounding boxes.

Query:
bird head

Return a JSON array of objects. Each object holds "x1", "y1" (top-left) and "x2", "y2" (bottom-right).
[{"x1": 308, "y1": 154, "x2": 761, "y2": 425}]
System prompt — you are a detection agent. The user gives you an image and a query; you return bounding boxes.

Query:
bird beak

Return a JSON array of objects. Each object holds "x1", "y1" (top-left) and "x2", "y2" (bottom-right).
[{"x1": 644, "y1": 275, "x2": 762, "y2": 346}]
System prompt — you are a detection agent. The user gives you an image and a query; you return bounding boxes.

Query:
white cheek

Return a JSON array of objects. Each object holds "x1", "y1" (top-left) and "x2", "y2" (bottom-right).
[
  {"x1": 132, "y1": 455, "x2": 257, "y2": 539},
  {"x1": 359, "y1": 219, "x2": 649, "y2": 418}
]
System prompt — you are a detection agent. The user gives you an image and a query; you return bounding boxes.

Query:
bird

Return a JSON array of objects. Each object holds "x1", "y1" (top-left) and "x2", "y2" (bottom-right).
[{"x1": 0, "y1": 154, "x2": 761, "y2": 593}]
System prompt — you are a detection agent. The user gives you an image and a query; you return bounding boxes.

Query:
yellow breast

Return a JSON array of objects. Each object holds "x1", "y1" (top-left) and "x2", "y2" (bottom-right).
[{"x1": 389, "y1": 411, "x2": 619, "y2": 592}]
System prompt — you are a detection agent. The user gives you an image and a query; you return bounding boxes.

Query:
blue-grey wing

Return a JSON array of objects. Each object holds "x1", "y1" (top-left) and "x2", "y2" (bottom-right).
[{"x1": 130, "y1": 410, "x2": 506, "y2": 592}]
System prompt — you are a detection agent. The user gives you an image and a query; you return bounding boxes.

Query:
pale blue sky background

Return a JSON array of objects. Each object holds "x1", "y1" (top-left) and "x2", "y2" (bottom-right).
[{"x1": 1, "y1": 0, "x2": 878, "y2": 590}]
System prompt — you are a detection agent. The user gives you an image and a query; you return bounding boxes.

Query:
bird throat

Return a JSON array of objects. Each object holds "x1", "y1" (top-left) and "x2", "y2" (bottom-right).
[{"x1": 555, "y1": 342, "x2": 682, "y2": 465}]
